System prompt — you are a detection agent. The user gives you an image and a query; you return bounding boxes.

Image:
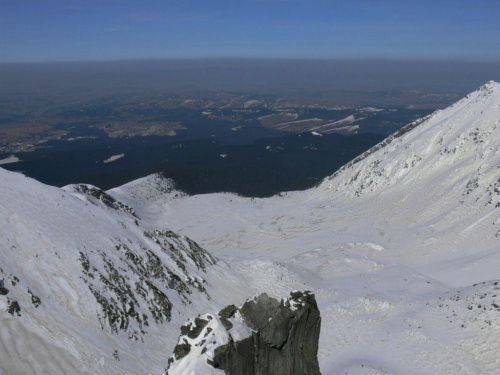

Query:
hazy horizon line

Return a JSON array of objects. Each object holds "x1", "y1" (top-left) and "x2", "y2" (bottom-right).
[
  {"x1": 2, "y1": 58, "x2": 499, "y2": 96},
  {"x1": 2, "y1": 56, "x2": 500, "y2": 65}
]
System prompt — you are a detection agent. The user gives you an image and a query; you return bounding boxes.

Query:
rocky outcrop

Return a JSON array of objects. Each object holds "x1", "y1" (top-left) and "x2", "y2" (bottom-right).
[
  {"x1": 165, "y1": 291, "x2": 321, "y2": 375},
  {"x1": 77, "y1": 229, "x2": 216, "y2": 339},
  {"x1": 64, "y1": 184, "x2": 137, "y2": 217}
]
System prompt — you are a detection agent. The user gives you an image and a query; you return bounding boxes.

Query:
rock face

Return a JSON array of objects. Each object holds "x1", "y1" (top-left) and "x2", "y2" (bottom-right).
[
  {"x1": 214, "y1": 291, "x2": 321, "y2": 375},
  {"x1": 165, "y1": 291, "x2": 321, "y2": 375}
]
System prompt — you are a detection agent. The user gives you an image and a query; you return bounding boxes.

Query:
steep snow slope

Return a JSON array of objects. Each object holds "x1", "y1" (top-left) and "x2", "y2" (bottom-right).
[
  {"x1": 117, "y1": 82, "x2": 500, "y2": 374},
  {"x1": 0, "y1": 168, "x2": 216, "y2": 374},
  {"x1": 0, "y1": 169, "x2": 306, "y2": 374},
  {"x1": 311, "y1": 80, "x2": 500, "y2": 285}
]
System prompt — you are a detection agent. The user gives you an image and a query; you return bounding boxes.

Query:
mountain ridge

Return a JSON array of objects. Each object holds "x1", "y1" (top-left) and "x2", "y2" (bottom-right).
[{"x1": 0, "y1": 167, "x2": 245, "y2": 374}]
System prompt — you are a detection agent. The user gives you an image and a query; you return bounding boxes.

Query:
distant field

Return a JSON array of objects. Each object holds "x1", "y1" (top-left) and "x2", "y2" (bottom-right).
[{"x1": 0, "y1": 91, "x2": 434, "y2": 196}]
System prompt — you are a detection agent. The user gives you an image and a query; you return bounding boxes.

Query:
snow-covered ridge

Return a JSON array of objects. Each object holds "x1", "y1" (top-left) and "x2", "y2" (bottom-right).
[
  {"x1": 109, "y1": 173, "x2": 188, "y2": 221},
  {"x1": 315, "y1": 80, "x2": 500, "y2": 198},
  {"x1": 302, "y1": 80, "x2": 500, "y2": 284},
  {"x1": 0, "y1": 168, "x2": 225, "y2": 374}
]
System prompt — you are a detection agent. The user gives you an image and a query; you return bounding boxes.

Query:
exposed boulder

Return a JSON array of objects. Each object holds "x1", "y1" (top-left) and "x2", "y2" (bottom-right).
[
  {"x1": 165, "y1": 291, "x2": 321, "y2": 375},
  {"x1": 7, "y1": 300, "x2": 21, "y2": 316},
  {"x1": 0, "y1": 279, "x2": 8, "y2": 296}
]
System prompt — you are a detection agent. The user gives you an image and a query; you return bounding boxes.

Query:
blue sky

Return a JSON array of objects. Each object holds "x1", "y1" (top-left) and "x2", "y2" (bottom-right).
[{"x1": 1, "y1": 0, "x2": 499, "y2": 62}]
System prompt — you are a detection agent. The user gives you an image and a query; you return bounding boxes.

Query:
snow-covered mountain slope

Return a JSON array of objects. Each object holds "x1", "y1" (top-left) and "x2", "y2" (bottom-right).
[
  {"x1": 0, "y1": 168, "x2": 216, "y2": 374},
  {"x1": 124, "y1": 82, "x2": 500, "y2": 374},
  {"x1": 0, "y1": 168, "x2": 308, "y2": 375},
  {"x1": 310, "y1": 80, "x2": 500, "y2": 285}
]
